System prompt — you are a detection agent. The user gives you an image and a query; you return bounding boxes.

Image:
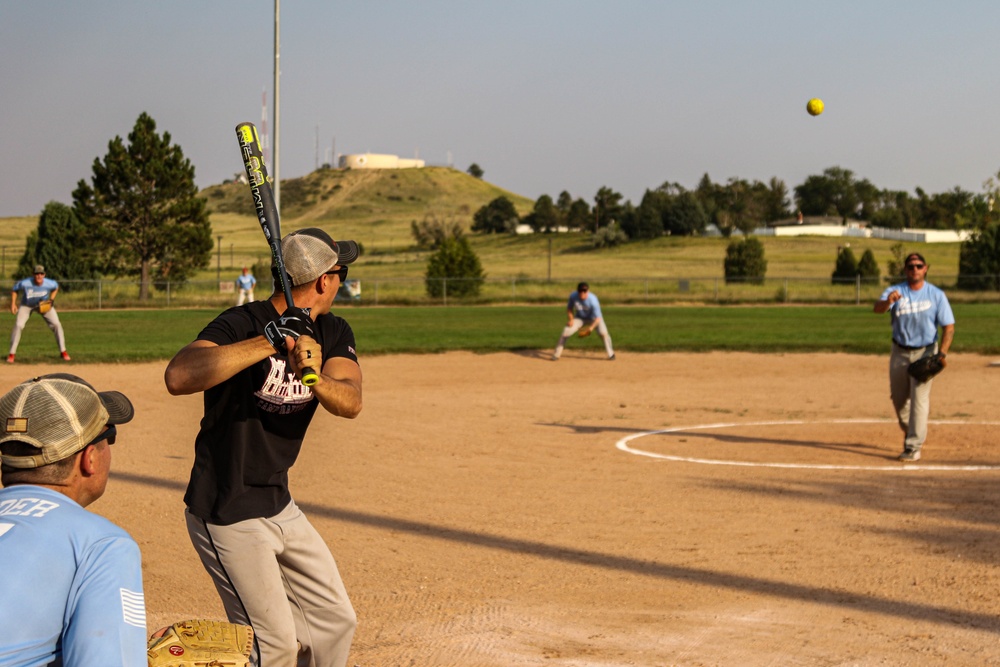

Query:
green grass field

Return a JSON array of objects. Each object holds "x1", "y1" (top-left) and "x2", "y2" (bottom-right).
[{"x1": 6, "y1": 303, "x2": 997, "y2": 363}]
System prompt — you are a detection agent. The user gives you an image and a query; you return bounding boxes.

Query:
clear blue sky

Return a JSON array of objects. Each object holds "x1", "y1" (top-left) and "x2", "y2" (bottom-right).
[{"x1": 2, "y1": 1, "x2": 999, "y2": 217}]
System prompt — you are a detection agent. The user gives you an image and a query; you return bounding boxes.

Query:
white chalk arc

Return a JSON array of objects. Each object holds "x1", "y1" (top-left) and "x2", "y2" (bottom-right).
[{"x1": 615, "y1": 419, "x2": 1000, "y2": 471}]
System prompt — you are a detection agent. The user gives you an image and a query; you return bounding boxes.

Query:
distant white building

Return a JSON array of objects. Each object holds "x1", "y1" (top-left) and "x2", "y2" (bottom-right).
[{"x1": 338, "y1": 153, "x2": 425, "y2": 169}]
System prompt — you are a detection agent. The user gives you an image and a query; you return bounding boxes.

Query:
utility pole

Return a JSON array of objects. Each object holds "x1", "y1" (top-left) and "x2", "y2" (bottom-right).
[{"x1": 273, "y1": 0, "x2": 280, "y2": 213}]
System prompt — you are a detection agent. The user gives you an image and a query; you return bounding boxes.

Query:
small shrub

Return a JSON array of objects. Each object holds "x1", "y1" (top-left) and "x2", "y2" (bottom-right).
[
  {"x1": 425, "y1": 237, "x2": 485, "y2": 298},
  {"x1": 857, "y1": 249, "x2": 880, "y2": 284},
  {"x1": 724, "y1": 237, "x2": 767, "y2": 285},
  {"x1": 831, "y1": 246, "x2": 858, "y2": 284},
  {"x1": 592, "y1": 222, "x2": 628, "y2": 248}
]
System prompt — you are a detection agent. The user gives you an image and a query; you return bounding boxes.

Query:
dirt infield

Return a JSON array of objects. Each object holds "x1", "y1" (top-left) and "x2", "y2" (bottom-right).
[{"x1": 8, "y1": 350, "x2": 1000, "y2": 665}]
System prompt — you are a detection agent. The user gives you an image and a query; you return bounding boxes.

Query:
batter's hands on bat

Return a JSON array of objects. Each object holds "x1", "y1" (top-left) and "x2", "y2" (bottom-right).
[
  {"x1": 286, "y1": 335, "x2": 321, "y2": 377},
  {"x1": 263, "y1": 307, "x2": 315, "y2": 355}
]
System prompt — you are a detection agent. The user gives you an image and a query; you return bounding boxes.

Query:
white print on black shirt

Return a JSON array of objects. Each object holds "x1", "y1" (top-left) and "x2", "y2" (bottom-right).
[{"x1": 255, "y1": 357, "x2": 314, "y2": 414}]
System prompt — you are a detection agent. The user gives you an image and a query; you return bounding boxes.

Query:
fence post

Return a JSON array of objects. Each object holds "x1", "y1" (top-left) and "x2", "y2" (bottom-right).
[
  {"x1": 855, "y1": 275, "x2": 860, "y2": 305},
  {"x1": 784, "y1": 278, "x2": 789, "y2": 303},
  {"x1": 98, "y1": 280, "x2": 102, "y2": 310},
  {"x1": 442, "y1": 278, "x2": 447, "y2": 306},
  {"x1": 167, "y1": 280, "x2": 171, "y2": 307},
  {"x1": 714, "y1": 277, "x2": 718, "y2": 302},
  {"x1": 374, "y1": 280, "x2": 378, "y2": 307},
  {"x1": 512, "y1": 277, "x2": 516, "y2": 299}
]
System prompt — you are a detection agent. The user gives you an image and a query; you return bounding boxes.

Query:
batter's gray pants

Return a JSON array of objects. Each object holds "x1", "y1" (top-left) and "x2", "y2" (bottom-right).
[
  {"x1": 889, "y1": 342, "x2": 938, "y2": 453},
  {"x1": 553, "y1": 317, "x2": 614, "y2": 359},
  {"x1": 186, "y1": 501, "x2": 356, "y2": 667},
  {"x1": 9, "y1": 305, "x2": 67, "y2": 355}
]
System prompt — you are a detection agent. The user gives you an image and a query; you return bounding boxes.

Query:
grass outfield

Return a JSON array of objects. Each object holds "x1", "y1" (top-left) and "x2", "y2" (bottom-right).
[{"x1": 5, "y1": 303, "x2": 997, "y2": 364}]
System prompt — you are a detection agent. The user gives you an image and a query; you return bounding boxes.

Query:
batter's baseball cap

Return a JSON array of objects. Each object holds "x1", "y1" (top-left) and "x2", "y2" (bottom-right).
[
  {"x1": 281, "y1": 228, "x2": 359, "y2": 286},
  {"x1": 33, "y1": 265, "x2": 45, "y2": 274},
  {"x1": 905, "y1": 252, "x2": 927, "y2": 265},
  {"x1": 0, "y1": 373, "x2": 135, "y2": 469}
]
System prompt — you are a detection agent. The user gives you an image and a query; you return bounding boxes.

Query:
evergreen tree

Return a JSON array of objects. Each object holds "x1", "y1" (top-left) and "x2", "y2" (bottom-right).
[
  {"x1": 958, "y1": 223, "x2": 1000, "y2": 290},
  {"x1": 724, "y1": 237, "x2": 767, "y2": 285},
  {"x1": 831, "y1": 246, "x2": 859, "y2": 284},
  {"x1": 857, "y1": 248, "x2": 881, "y2": 284},
  {"x1": 425, "y1": 237, "x2": 485, "y2": 298},
  {"x1": 72, "y1": 112, "x2": 212, "y2": 300},
  {"x1": 15, "y1": 202, "x2": 102, "y2": 289}
]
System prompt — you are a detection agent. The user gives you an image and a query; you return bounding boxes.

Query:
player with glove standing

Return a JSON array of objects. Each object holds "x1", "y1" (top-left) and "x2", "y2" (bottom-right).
[
  {"x1": 873, "y1": 252, "x2": 955, "y2": 462},
  {"x1": 164, "y1": 228, "x2": 361, "y2": 667},
  {"x1": 8, "y1": 264, "x2": 70, "y2": 363},
  {"x1": 552, "y1": 282, "x2": 615, "y2": 361}
]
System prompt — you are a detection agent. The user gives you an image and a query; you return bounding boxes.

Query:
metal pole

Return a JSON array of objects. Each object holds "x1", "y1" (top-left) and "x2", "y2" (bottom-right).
[
  {"x1": 547, "y1": 237, "x2": 552, "y2": 281},
  {"x1": 217, "y1": 236, "x2": 222, "y2": 281},
  {"x1": 273, "y1": 0, "x2": 280, "y2": 213}
]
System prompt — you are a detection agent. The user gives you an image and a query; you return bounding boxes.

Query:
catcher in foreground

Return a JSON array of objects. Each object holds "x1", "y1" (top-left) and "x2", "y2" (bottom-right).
[
  {"x1": 147, "y1": 620, "x2": 253, "y2": 667},
  {"x1": 873, "y1": 252, "x2": 955, "y2": 462}
]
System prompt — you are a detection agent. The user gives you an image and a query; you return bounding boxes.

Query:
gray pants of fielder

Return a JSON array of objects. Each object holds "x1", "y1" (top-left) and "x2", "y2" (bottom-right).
[
  {"x1": 186, "y1": 501, "x2": 356, "y2": 667},
  {"x1": 553, "y1": 317, "x2": 614, "y2": 359},
  {"x1": 889, "y1": 342, "x2": 938, "y2": 453},
  {"x1": 9, "y1": 305, "x2": 66, "y2": 354}
]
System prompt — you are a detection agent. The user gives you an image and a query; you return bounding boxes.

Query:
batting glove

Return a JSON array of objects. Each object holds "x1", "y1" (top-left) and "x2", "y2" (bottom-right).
[{"x1": 264, "y1": 307, "x2": 315, "y2": 355}]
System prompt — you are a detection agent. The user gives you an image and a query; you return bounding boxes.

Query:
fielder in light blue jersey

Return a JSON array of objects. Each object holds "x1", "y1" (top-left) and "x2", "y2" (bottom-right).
[
  {"x1": 8, "y1": 265, "x2": 70, "y2": 363},
  {"x1": 0, "y1": 373, "x2": 146, "y2": 667},
  {"x1": 874, "y1": 252, "x2": 955, "y2": 462},
  {"x1": 552, "y1": 282, "x2": 615, "y2": 360}
]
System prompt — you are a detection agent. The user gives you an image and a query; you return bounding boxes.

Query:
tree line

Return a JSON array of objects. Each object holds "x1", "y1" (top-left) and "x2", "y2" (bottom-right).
[
  {"x1": 15, "y1": 113, "x2": 212, "y2": 299},
  {"x1": 471, "y1": 166, "x2": 1000, "y2": 288}
]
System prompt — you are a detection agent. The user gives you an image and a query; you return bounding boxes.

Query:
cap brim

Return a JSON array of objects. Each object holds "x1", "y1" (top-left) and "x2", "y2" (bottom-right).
[
  {"x1": 99, "y1": 391, "x2": 134, "y2": 425},
  {"x1": 334, "y1": 240, "x2": 360, "y2": 265}
]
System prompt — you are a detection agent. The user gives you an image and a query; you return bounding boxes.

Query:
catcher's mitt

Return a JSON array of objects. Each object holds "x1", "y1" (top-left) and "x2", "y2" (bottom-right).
[
  {"x1": 577, "y1": 328, "x2": 591, "y2": 338},
  {"x1": 908, "y1": 353, "x2": 946, "y2": 383},
  {"x1": 37, "y1": 300, "x2": 53, "y2": 314},
  {"x1": 147, "y1": 619, "x2": 254, "y2": 667}
]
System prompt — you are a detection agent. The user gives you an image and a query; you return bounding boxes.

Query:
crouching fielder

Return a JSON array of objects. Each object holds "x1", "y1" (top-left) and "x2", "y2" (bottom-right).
[{"x1": 552, "y1": 282, "x2": 615, "y2": 360}]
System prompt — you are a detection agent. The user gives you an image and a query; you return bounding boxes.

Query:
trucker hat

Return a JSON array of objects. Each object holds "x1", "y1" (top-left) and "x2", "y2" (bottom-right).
[
  {"x1": 281, "y1": 228, "x2": 359, "y2": 286},
  {"x1": 0, "y1": 373, "x2": 135, "y2": 468},
  {"x1": 33, "y1": 265, "x2": 45, "y2": 274}
]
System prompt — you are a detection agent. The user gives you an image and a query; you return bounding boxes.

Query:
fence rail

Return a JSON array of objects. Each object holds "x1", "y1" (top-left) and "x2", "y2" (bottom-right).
[{"x1": 32, "y1": 274, "x2": 1000, "y2": 310}]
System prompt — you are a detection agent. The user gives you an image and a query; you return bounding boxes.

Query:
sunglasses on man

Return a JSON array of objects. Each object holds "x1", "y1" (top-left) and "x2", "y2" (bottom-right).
[
  {"x1": 326, "y1": 266, "x2": 348, "y2": 281},
  {"x1": 88, "y1": 424, "x2": 117, "y2": 446},
  {"x1": 905, "y1": 263, "x2": 925, "y2": 270}
]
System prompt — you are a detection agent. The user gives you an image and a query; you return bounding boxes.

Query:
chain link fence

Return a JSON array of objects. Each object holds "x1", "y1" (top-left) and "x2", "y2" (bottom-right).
[{"x1": 36, "y1": 274, "x2": 1000, "y2": 310}]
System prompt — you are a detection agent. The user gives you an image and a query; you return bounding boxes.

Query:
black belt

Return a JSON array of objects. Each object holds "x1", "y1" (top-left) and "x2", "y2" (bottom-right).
[{"x1": 893, "y1": 340, "x2": 930, "y2": 351}]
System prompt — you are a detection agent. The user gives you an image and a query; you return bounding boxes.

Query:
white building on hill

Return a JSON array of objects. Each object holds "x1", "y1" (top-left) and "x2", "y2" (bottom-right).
[{"x1": 338, "y1": 153, "x2": 425, "y2": 169}]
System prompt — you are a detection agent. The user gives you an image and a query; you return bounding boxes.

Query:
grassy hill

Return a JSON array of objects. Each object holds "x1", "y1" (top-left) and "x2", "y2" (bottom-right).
[
  {"x1": 2, "y1": 168, "x2": 966, "y2": 289},
  {"x1": 201, "y1": 166, "x2": 535, "y2": 255}
]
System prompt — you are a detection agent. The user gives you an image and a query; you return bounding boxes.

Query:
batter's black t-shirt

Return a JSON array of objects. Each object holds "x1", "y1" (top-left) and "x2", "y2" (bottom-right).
[{"x1": 184, "y1": 300, "x2": 358, "y2": 525}]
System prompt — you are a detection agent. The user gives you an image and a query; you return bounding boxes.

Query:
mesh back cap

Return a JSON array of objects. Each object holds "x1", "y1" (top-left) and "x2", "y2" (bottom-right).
[
  {"x1": 281, "y1": 228, "x2": 359, "y2": 286},
  {"x1": 0, "y1": 374, "x2": 135, "y2": 468}
]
